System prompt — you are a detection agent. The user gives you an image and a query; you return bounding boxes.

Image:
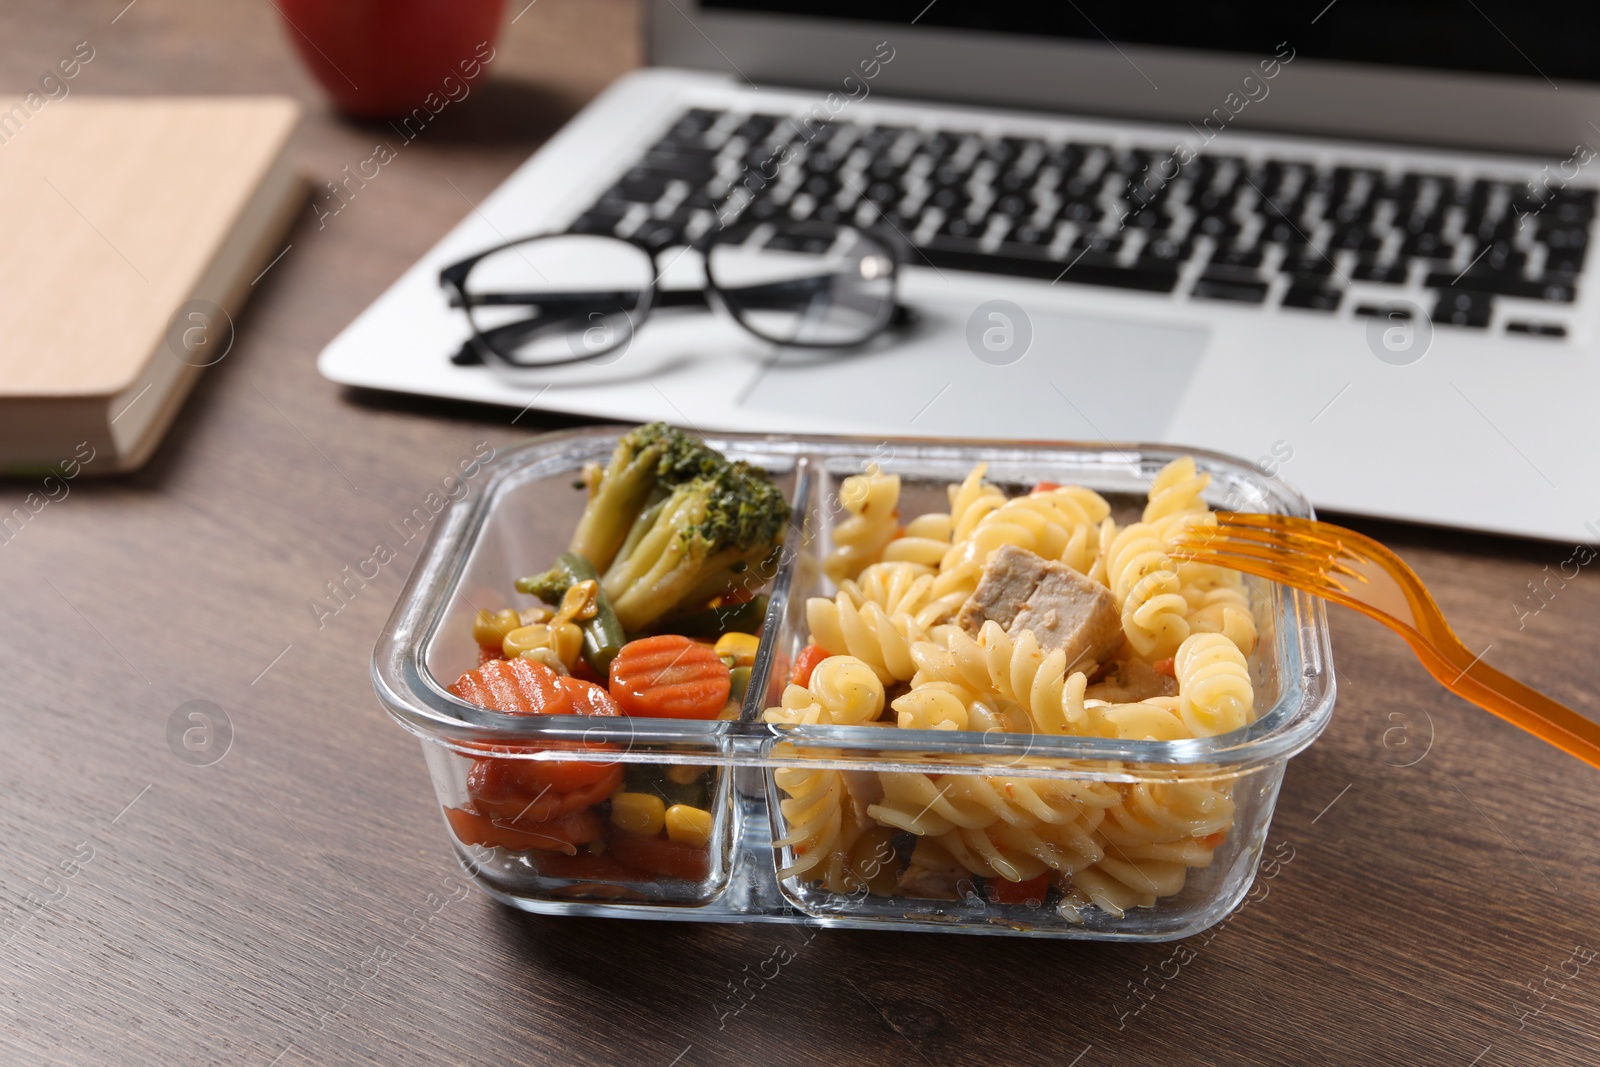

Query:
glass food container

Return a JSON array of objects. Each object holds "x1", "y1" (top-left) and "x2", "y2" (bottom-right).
[{"x1": 372, "y1": 428, "x2": 1335, "y2": 940}]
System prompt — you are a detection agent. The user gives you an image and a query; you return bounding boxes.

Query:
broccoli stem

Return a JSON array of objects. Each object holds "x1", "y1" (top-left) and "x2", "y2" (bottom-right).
[{"x1": 567, "y1": 445, "x2": 662, "y2": 572}]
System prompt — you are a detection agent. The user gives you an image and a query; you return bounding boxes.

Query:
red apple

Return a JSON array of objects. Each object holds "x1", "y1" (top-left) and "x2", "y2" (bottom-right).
[{"x1": 276, "y1": 0, "x2": 506, "y2": 120}]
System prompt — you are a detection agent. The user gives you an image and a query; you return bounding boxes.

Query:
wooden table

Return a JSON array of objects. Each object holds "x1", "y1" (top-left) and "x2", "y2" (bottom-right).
[{"x1": 4, "y1": 3, "x2": 1597, "y2": 1064}]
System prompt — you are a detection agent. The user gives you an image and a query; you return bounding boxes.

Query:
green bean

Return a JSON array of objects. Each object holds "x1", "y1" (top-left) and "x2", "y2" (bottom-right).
[{"x1": 515, "y1": 552, "x2": 627, "y2": 676}]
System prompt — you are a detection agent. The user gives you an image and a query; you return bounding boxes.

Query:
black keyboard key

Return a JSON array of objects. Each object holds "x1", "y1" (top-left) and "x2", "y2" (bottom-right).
[
  {"x1": 1007, "y1": 221, "x2": 1053, "y2": 246},
  {"x1": 1070, "y1": 233, "x2": 1123, "y2": 256},
  {"x1": 1352, "y1": 258, "x2": 1408, "y2": 284},
  {"x1": 1547, "y1": 247, "x2": 1587, "y2": 276},
  {"x1": 1283, "y1": 249, "x2": 1336, "y2": 277},
  {"x1": 639, "y1": 147, "x2": 719, "y2": 179},
  {"x1": 1139, "y1": 235, "x2": 1190, "y2": 265},
  {"x1": 868, "y1": 158, "x2": 906, "y2": 182},
  {"x1": 1211, "y1": 246, "x2": 1264, "y2": 271},
  {"x1": 993, "y1": 194, "x2": 1032, "y2": 217},
  {"x1": 631, "y1": 218, "x2": 684, "y2": 251},
  {"x1": 1354, "y1": 303, "x2": 1411, "y2": 318},
  {"x1": 937, "y1": 215, "x2": 983, "y2": 240},
  {"x1": 1474, "y1": 242, "x2": 1527, "y2": 274},
  {"x1": 570, "y1": 209, "x2": 626, "y2": 236},
  {"x1": 1192, "y1": 277, "x2": 1269, "y2": 303},
  {"x1": 863, "y1": 181, "x2": 900, "y2": 205},
  {"x1": 1193, "y1": 215, "x2": 1241, "y2": 240},
  {"x1": 611, "y1": 170, "x2": 670, "y2": 203},
  {"x1": 1330, "y1": 227, "x2": 1382, "y2": 252},
  {"x1": 802, "y1": 174, "x2": 838, "y2": 199},
  {"x1": 1058, "y1": 201, "x2": 1103, "y2": 223},
  {"x1": 914, "y1": 246, "x2": 1180, "y2": 291},
  {"x1": 1401, "y1": 232, "x2": 1453, "y2": 260},
  {"x1": 1506, "y1": 321, "x2": 1567, "y2": 337},
  {"x1": 1434, "y1": 290, "x2": 1493, "y2": 328},
  {"x1": 733, "y1": 115, "x2": 780, "y2": 142},
  {"x1": 1282, "y1": 285, "x2": 1341, "y2": 311},
  {"x1": 1537, "y1": 225, "x2": 1588, "y2": 250},
  {"x1": 1423, "y1": 271, "x2": 1575, "y2": 302},
  {"x1": 1260, "y1": 219, "x2": 1310, "y2": 245},
  {"x1": 928, "y1": 187, "x2": 969, "y2": 213}
]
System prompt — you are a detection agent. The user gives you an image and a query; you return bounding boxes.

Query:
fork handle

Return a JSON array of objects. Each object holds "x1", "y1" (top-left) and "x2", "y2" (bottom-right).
[{"x1": 1404, "y1": 634, "x2": 1600, "y2": 771}]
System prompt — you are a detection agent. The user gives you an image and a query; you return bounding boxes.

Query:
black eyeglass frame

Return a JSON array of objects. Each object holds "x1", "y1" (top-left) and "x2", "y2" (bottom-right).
[{"x1": 439, "y1": 221, "x2": 915, "y2": 370}]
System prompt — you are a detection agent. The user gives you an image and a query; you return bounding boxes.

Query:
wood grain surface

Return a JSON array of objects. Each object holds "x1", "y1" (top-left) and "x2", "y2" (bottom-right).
[{"x1": 2, "y1": 3, "x2": 1597, "y2": 1065}]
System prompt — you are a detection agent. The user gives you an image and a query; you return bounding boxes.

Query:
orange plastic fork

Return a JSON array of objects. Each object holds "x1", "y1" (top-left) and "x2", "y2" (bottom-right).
[{"x1": 1168, "y1": 513, "x2": 1600, "y2": 770}]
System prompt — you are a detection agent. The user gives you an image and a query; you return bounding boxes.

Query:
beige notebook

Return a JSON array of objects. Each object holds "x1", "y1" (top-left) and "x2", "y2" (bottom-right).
[{"x1": 0, "y1": 96, "x2": 303, "y2": 473}]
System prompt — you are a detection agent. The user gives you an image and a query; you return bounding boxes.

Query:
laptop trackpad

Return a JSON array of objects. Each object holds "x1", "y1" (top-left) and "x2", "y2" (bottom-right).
[{"x1": 738, "y1": 306, "x2": 1209, "y2": 441}]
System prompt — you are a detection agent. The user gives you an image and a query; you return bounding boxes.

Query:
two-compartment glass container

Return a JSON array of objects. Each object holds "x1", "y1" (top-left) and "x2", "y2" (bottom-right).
[{"x1": 372, "y1": 429, "x2": 1336, "y2": 940}]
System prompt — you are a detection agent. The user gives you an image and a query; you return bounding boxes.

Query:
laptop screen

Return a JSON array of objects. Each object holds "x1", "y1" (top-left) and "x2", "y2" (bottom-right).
[{"x1": 703, "y1": 1, "x2": 1598, "y2": 83}]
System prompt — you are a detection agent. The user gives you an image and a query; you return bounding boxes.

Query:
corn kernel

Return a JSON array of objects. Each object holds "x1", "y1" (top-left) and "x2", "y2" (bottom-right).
[
  {"x1": 610, "y1": 792, "x2": 666, "y2": 836},
  {"x1": 554, "y1": 621, "x2": 584, "y2": 669},
  {"x1": 554, "y1": 580, "x2": 599, "y2": 624},
  {"x1": 665, "y1": 804, "x2": 713, "y2": 848},
  {"x1": 517, "y1": 647, "x2": 568, "y2": 674},
  {"x1": 519, "y1": 606, "x2": 553, "y2": 627},
  {"x1": 473, "y1": 608, "x2": 523, "y2": 648},
  {"x1": 665, "y1": 764, "x2": 704, "y2": 785},
  {"x1": 713, "y1": 631, "x2": 760, "y2": 668},
  {"x1": 503, "y1": 623, "x2": 554, "y2": 659}
]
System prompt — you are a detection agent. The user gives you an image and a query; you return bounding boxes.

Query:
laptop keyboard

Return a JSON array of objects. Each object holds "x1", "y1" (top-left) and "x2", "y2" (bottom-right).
[{"x1": 566, "y1": 107, "x2": 1592, "y2": 337}]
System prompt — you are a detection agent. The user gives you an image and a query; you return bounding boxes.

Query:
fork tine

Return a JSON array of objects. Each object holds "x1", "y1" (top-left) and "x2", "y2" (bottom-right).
[
  {"x1": 1212, "y1": 513, "x2": 1359, "y2": 558},
  {"x1": 1170, "y1": 544, "x2": 1357, "y2": 596},
  {"x1": 1171, "y1": 533, "x2": 1369, "y2": 584},
  {"x1": 1215, "y1": 512, "x2": 1370, "y2": 562}
]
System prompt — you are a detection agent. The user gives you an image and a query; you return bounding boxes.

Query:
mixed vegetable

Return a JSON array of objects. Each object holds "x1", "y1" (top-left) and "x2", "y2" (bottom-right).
[{"x1": 443, "y1": 424, "x2": 788, "y2": 886}]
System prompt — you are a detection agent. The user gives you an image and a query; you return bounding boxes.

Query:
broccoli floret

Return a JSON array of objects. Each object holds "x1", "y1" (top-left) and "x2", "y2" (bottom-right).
[
  {"x1": 600, "y1": 460, "x2": 790, "y2": 632},
  {"x1": 567, "y1": 422, "x2": 729, "y2": 573}
]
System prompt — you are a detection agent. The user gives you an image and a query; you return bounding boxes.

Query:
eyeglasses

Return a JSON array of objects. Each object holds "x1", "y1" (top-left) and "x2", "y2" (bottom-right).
[{"x1": 439, "y1": 221, "x2": 913, "y2": 372}]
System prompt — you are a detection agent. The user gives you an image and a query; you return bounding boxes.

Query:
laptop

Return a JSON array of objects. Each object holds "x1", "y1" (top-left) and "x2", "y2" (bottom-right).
[{"x1": 318, "y1": 0, "x2": 1600, "y2": 543}]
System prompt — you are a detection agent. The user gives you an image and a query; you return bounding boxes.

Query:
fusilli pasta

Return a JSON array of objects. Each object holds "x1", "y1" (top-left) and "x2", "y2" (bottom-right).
[{"x1": 767, "y1": 456, "x2": 1261, "y2": 919}]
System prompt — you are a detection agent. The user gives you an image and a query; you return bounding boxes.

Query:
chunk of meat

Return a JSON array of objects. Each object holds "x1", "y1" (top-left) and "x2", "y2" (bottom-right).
[
  {"x1": 1086, "y1": 658, "x2": 1178, "y2": 703},
  {"x1": 895, "y1": 839, "x2": 972, "y2": 901},
  {"x1": 957, "y1": 545, "x2": 1122, "y2": 671}
]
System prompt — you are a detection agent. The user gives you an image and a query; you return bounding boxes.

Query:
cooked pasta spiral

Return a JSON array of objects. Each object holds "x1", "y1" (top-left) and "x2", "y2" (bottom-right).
[
  {"x1": 1174, "y1": 632, "x2": 1254, "y2": 736},
  {"x1": 805, "y1": 592, "x2": 927, "y2": 683},
  {"x1": 824, "y1": 464, "x2": 901, "y2": 584},
  {"x1": 1104, "y1": 522, "x2": 1190, "y2": 660},
  {"x1": 1143, "y1": 456, "x2": 1211, "y2": 524}
]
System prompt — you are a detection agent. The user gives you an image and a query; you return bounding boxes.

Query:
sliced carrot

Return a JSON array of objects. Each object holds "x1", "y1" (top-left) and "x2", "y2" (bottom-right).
[
  {"x1": 443, "y1": 805, "x2": 602, "y2": 853},
  {"x1": 1030, "y1": 481, "x2": 1061, "y2": 494},
  {"x1": 556, "y1": 676, "x2": 621, "y2": 718},
  {"x1": 449, "y1": 658, "x2": 572, "y2": 716},
  {"x1": 477, "y1": 645, "x2": 506, "y2": 668},
  {"x1": 791, "y1": 643, "x2": 829, "y2": 688},
  {"x1": 606, "y1": 828, "x2": 711, "y2": 882},
  {"x1": 608, "y1": 635, "x2": 730, "y2": 720},
  {"x1": 467, "y1": 760, "x2": 622, "y2": 823},
  {"x1": 986, "y1": 871, "x2": 1052, "y2": 906}
]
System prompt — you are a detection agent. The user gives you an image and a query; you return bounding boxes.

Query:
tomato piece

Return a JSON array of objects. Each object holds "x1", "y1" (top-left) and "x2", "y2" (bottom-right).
[
  {"x1": 606, "y1": 828, "x2": 712, "y2": 882},
  {"x1": 986, "y1": 872, "x2": 1052, "y2": 906},
  {"x1": 1153, "y1": 657, "x2": 1177, "y2": 678},
  {"x1": 791, "y1": 643, "x2": 829, "y2": 688},
  {"x1": 608, "y1": 635, "x2": 731, "y2": 719},
  {"x1": 443, "y1": 805, "x2": 602, "y2": 853},
  {"x1": 449, "y1": 658, "x2": 572, "y2": 716},
  {"x1": 467, "y1": 760, "x2": 622, "y2": 822},
  {"x1": 1030, "y1": 481, "x2": 1061, "y2": 494}
]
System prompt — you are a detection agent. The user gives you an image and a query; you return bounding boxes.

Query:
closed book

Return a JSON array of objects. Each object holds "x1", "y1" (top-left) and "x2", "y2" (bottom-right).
[{"x1": 0, "y1": 95, "x2": 303, "y2": 472}]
